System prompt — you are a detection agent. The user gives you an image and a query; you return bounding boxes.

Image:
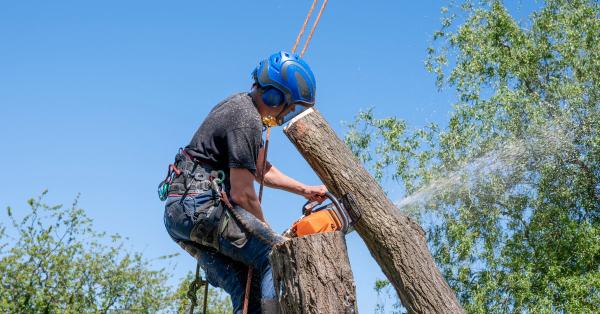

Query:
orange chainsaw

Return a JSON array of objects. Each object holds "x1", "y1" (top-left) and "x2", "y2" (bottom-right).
[{"x1": 285, "y1": 192, "x2": 361, "y2": 238}]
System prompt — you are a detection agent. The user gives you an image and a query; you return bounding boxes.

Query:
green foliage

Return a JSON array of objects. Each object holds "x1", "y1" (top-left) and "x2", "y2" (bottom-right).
[
  {"x1": 0, "y1": 191, "x2": 231, "y2": 313},
  {"x1": 374, "y1": 279, "x2": 403, "y2": 314},
  {"x1": 347, "y1": 1, "x2": 600, "y2": 313}
]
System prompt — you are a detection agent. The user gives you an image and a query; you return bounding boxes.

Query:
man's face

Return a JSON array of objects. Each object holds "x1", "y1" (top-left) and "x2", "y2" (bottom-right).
[
  {"x1": 252, "y1": 88, "x2": 311, "y2": 126},
  {"x1": 251, "y1": 89, "x2": 286, "y2": 126}
]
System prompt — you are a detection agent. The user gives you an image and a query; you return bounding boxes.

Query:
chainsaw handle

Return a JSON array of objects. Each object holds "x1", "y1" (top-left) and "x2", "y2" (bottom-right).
[
  {"x1": 302, "y1": 200, "x2": 320, "y2": 215},
  {"x1": 301, "y1": 192, "x2": 343, "y2": 216}
]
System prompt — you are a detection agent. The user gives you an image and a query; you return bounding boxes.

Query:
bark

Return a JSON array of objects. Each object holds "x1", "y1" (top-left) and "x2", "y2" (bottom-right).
[
  {"x1": 283, "y1": 108, "x2": 464, "y2": 314},
  {"x1": 270, "y1": 232, "x2": 357, "y2": 314}
]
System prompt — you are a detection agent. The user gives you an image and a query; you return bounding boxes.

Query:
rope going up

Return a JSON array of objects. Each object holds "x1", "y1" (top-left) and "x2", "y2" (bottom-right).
[
  {"x1": 291, "y1": 0, "x2": 318, "y2": 54},
  {"x1": 300, "y1": 0, "x2": 329, "y2": 57},
  {"x1": 258, "y1": 127, "x2": 271, "y2": 203},
  {"x1": 241, "y1": 126, "x2": 271, "y2": 314},
  {"x1": 292, "y1": 0, "x2": 330, "y2": 57}
]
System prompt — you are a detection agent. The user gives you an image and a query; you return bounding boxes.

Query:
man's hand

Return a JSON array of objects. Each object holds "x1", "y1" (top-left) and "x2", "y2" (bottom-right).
[{"x1": 302, "y1": 185, "x2": 328, "y2": 203}]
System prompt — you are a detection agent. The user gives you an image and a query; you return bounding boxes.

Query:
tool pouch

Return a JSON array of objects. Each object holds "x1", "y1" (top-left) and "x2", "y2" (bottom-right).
[
  {"x1": 219, "y1": 210, "x2": 248, "y2": 248},
  {"x1": 189, "y1": 196, "x2": 225, "y2": 250},
  {"x1": 190, "y1": 200, "x2": 249, "y2": 250}
]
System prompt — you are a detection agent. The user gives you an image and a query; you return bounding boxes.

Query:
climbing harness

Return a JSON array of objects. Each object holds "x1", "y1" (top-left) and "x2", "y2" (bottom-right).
[{"x1": 158, "y1": 148, "x2": 225, "y2": 201}]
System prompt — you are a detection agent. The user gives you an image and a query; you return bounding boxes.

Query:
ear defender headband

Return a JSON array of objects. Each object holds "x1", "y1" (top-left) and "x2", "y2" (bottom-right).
[{"x1": 261, "y1": 87, "x2": 285, "y2": 108}]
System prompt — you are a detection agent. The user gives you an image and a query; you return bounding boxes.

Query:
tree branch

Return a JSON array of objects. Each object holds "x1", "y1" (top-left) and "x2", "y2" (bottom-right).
[{"x1": 569, "y1": 158, "x2": 600, "y2": 203}]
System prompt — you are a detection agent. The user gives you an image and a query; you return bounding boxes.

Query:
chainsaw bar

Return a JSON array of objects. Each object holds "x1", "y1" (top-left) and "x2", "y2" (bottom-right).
[{"x1": 340, "y1": 193, "x2": 361, "y2": 227}]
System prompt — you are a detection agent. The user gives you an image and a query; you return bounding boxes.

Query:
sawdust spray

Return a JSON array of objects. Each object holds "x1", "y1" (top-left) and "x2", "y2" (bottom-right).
[{"x1": 394, "y1": 122, "x2": 574, "y2": 216}]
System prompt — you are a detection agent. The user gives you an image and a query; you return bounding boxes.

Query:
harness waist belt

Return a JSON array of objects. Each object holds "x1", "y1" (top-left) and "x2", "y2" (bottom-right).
[{"x1": 168, "y1": 150, "x2": 215, "y2": 196}]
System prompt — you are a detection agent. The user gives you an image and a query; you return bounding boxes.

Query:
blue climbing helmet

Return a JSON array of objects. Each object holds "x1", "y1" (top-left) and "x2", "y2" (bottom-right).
[{"x1": 252, "y1": 51, "x2": 316, "y2": 125}]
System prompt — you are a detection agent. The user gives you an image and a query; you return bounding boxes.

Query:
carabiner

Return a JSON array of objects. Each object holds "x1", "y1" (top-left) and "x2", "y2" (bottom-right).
[{"x1": 215, "y1": 170, "x2": 226, "y2": 184}]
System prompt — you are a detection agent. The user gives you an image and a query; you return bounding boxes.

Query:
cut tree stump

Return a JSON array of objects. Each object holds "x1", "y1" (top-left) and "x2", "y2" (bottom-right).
[
  {"x1": 283, "y1": 108, "x2": 464, "y2": 314},
  {"x1": 270, "y1": 232, "x2": 357, "y2": 314}
]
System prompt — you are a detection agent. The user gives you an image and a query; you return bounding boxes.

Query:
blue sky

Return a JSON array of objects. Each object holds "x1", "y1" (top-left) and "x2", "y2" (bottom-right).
[{"x1": 0, "y1": 1, "x2": 537, "y2": 312}]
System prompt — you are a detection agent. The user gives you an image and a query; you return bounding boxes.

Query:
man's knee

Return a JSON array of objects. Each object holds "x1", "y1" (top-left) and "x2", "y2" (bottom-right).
[
  {"x1": 177, "y1": 240, "x2": 202, "y2": 259},
  {"x1": 228, "y1": 205, "x2": 285, "y2": 247}
]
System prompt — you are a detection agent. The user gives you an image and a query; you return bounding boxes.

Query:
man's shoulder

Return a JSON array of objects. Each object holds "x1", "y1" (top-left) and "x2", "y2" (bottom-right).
[
  {"x1": 220, "y1": 92, "x2": 253, "y2": 108},
  {"x1": 217, "y1": 93, "x2": 261, "y2": 130}
]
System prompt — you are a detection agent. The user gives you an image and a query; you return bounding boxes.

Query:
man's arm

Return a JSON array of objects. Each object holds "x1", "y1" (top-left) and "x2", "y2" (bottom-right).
[
  {"x1": 256, "y1": 147, "x2": 327, "y2": 202},
  {"x1": 229, "y1": 167, "x2": 266, "y2": 222}
]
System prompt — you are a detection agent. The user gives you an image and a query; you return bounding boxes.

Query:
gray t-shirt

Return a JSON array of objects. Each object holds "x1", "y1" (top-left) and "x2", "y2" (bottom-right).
[{"x1": 186, "y1": 93, "x2": 263, "y2": 183}]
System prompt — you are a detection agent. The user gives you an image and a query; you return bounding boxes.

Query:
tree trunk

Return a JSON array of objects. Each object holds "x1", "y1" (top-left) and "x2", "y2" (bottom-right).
[
  {"x1": 270, "y1": 232, "x2": 358, "y2": 314},
  {"x1": 283, "y1": 108, "x2": 464, "y2": 314}
]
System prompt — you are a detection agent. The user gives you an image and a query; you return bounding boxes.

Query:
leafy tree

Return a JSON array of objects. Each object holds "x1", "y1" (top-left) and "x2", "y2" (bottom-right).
[
  {"x1": 0, "y1": 191, "x2": 231, "y2": 313},
  {"x1": 346, "y1": 0, "x2": 600, "y2": 313}
]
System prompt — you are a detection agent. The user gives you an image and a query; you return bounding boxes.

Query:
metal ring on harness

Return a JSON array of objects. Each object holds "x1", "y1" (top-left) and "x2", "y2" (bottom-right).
[
  {"x1": 214, "y1": 170, "x2": 225, "y2": 184},
  {"x1": 193, "y1": 172, "x2": 208, "y2": 181}
]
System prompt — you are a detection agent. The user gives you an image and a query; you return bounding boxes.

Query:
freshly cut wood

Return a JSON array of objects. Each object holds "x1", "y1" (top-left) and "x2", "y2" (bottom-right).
[
  {"x1": 283, "y1": 108, "x2": 464, "y2": 314},
  {"x1": 270, "y1": 232, "x2": 357, "y2": 314}
]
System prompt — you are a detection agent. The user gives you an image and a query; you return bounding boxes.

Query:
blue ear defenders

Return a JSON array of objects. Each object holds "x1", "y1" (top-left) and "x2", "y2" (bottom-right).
[{"x1": 261, "y1": 87, "x2": 285, "y2": 108}]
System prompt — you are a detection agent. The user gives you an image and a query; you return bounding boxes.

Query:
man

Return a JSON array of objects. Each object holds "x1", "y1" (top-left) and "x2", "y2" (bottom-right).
[{"x1": 161, "y1": 51, "x2": 327, "y2": 313}]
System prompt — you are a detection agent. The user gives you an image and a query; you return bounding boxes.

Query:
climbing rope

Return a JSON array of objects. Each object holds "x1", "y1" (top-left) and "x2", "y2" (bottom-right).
[
  {"x1": 202, "y1": 277, "x2": 209, "y2": 314},
  {"x1": 300, "y1": 0, "x2": 329, "y2": 57},
  {"x1": 242, "y1": 125, "x2": 272, "y2": 314},
  {"x1": 188, "y1": 261, "x2": 208, "y2": 314},
  {"x1": 292, "y1": 0, "x2": 329, "y2": 57},
  {"x1": 258, "y1": 127, "x2": 272, "y2": 202},
  {"x1": 291, "y1": 0, "x2": 318, "y2": 54}
]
